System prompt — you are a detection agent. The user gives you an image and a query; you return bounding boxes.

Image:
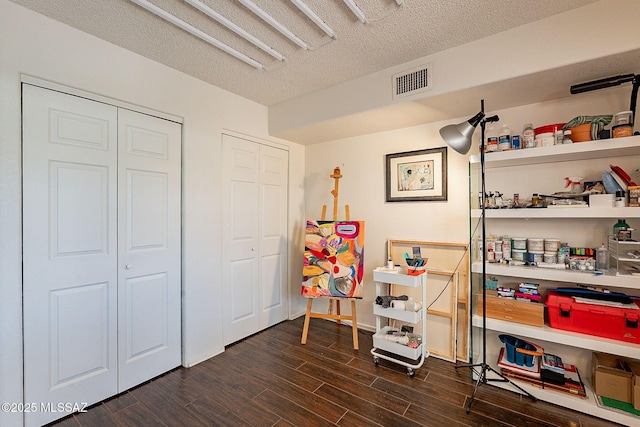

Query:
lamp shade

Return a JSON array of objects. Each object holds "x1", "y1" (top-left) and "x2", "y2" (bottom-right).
[{"x1": 439, "y1": 111, "x2": 485, "y2": 155}]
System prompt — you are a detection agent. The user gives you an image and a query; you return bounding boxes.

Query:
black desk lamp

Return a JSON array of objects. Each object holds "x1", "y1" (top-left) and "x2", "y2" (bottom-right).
[
  {"x1": 439, "y1": 99, "x2": 536, "y2": 413},
  {"x1": 570, "y1": 73, "x2": 639, "y2": 127}
]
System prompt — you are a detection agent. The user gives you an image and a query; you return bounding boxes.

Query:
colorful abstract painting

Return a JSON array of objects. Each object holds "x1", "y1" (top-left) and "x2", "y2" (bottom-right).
[{"x1": 302, "y1": 220, "x2": 365, "y2": 299}]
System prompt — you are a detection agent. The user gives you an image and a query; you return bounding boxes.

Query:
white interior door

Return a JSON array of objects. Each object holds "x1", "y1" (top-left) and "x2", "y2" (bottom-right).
[
  {"x1": 23, "y1": 85, "x2": 182, "y2": 426},
  {"x1": 258, "y1": 145, "x2": 288, "y2": 329},
  {"x1": 116, "y1": 108, "x2": 182, "y2": 391},
  {"x1": 23, "y1": 85, "x2": 119, "y2": 427},
  {"x1": 222, "y1": 136, "x2": 260, "y2": 345},
  {"x1": 222, "y1": 135, "x2": 288, "y2": 345}
]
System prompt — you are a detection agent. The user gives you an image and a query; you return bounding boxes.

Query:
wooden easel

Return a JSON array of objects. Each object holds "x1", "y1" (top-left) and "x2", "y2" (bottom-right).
[{"x1": 301, "y1": 166, "x2": 359, "y2": 350}]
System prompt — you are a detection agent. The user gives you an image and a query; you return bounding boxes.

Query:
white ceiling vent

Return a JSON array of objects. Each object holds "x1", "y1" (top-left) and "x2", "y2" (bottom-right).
[{"x1": 392, "y1": 64, "x2": 432, "y2": 100}]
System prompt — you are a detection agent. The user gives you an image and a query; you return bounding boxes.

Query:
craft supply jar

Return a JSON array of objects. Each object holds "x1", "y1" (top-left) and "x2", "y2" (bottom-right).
[
  {"x1": 528, "y1": 251, "x2": 544, "y2": 263},
  {"x1": 527, "y1": 238, "x2": 544, "y2": 252},
  {"x1": 544, "y1": 238, "x2": 561, "y2": 252},
  {"x1": 511, "y1": 249, "x2": 527, "y2": 261},
  {"x1": 512, "y1": 237, "x2": 527, "y2": 250}
]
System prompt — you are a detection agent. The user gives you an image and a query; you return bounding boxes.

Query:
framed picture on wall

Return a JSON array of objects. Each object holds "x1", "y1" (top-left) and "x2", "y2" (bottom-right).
[{"x1": 385, "y1": 147, "x2": 447, "y2": 202}]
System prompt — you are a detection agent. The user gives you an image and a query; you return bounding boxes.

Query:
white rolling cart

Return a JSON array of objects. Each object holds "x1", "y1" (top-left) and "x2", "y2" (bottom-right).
[{"x1": 371, "y1": 268, "x2": 429, "y2": 376}]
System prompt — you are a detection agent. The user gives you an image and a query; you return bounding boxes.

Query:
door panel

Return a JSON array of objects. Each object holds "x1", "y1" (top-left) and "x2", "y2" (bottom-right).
[
  {"x1": 50, "y1": 282, "x2": 110, "y2": 388},
  {"x1": 127, "y1": 170, "x2": 168, "y2": 249},
  {"x1": 124, "y1": 273, "x2": 169, "y2": 359},
  {"x1": 222, "y1": 135, "x2": 288, "y2": 345},
  {"x1": 23, "y1": 84, "x2": 119, "y2": 427},
  {"x1": 117, "y1": 109, "x2": 181, "y2": 391},
  {"x1": 222, "y1": 136, "x2": 260, "y2": 345},
  {"x1": 50, "y1": 162, "x2": 109, "y2": 257},
  {"x1": 259, "y1": 146, "x2": 288, "y2": 328}
]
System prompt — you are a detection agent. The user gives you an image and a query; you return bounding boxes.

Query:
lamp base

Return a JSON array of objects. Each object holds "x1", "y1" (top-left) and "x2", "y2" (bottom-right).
[{"x1": 455, "y1": 362, "x2": 537, "y2": 413}]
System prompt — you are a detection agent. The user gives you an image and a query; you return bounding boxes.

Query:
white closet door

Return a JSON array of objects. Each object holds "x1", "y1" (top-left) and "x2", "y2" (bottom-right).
[
  {"x1": 116, "y1": 108, "x2": 182, "y2": 391},
  {"x1": 222, "y1": 135, "x2": 288, "y2": 346},
  {"x1": 258, "y1": 145, "x2": 288, "y2": 329},
  {"x1": 222, "y1": 135, "x2": 260, "y2": 345},
  {"x1": 23, "y1": 85, "x2": 119, "y2": 427},
  {"x1": 23, "y1": 86, "x2": 182, "y2": 426}
]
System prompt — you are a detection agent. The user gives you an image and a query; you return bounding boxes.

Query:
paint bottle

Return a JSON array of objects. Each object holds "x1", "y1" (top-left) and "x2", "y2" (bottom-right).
[
  {"x1": 485, "y1": 125, "x2": 498, "y2": 152},
  {"x1": 613, "y1": 219, "x2": 630, "y2": 240},
  {"x1": 498, "y1": 124, "x2": 511, "y2": 151},
  {"x1": 522, "y1": 123, "x2": 535, "y2": 148}
]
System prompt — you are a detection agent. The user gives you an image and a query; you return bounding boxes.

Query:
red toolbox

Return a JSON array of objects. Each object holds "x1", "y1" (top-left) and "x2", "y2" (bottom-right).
[{"x1": 546, "y1": 290, "x2": 640, "y2": 344}]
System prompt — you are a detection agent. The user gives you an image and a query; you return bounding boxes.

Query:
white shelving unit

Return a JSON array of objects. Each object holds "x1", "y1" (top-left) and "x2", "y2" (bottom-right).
[
  {"x1": 609, "y1": 235, "x2": 640, "y2": 275},
  {"x1": 469, "y1": 134, "x2": 640, "y2": 425},
  {"x1": 370, "y1": 269, "x2": 428, "y2": 376}
]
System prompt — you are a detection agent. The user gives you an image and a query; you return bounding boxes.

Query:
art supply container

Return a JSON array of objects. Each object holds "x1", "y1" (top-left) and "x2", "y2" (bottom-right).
[
  {"x1": 512, "y1": 249, "x2": 527, "y2": 261},
  {"x1": 499, "y1": 335, "x2": 539, "y2": 367},
  {"x1": 543, "y1": 252, "x2": 557, "y2": 264},
  {"x1": 502, "y1": 240, "x2": 511, "y2": 259},
  {"x1": 614, "y1": 110, "x2": 633, "y2": 125},
  {"x1": 596, "y1": 243, "x2": 610, "y2": 271},
  {"x1": 527, "y1": 238, "x2": 544, "y2": 252},
  {"x1": 612, "y1": 124, "x2": 633, "y2": 138},
  {"x1": 528, "y1": 251, "x2": 544, "y2": 263},
  {"x1": 512, "y1": 237, "x2": 527, "y2": 250},
  {"x1": 544, "y1": 239, "x2": 561, "y2": 252}
]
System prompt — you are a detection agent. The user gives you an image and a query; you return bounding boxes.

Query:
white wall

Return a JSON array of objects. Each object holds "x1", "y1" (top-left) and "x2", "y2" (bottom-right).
[
  {"x1": 305, "y1": 86, "x2": 632, "y2": 330},
  {"x1": 0, "y1": 2, "x2": 305, "y2": 425}
]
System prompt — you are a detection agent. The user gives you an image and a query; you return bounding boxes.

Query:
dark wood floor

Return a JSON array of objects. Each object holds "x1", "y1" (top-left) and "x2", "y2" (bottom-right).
[{"x1": 50, "y1": 317, "x2": 624, "y2": 427}]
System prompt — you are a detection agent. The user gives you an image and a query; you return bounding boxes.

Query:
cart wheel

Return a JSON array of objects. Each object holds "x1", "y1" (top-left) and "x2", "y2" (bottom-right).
[
  {"x1": 373, "y1": 356, "x2": 379, "y2": 365},
  {"x1": 406, "y1": 368, "x2": 415, "y2": 377}
]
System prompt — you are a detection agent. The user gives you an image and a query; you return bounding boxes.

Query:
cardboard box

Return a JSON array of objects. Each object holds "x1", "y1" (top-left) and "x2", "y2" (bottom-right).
[
  {"x1": 592, "y1": 352, "x2": 632, "y2": 403},
  {"x1": 628, "y1": 361, "x2": 640, "y2": 410}
]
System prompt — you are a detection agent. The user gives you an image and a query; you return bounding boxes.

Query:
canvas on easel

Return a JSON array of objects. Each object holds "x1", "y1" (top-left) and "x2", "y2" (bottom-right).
[
  {"x1": 300, "y1": 166, "x2": 361, "y2": 349},
  {"x1": 302, "y1": 219, "x2": 365, "y2": 299}
]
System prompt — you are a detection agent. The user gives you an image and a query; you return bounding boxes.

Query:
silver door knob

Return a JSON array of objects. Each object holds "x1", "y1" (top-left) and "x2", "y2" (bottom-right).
[{"x1": 125, "y1": 264, "x2": 133, "y2": 269}]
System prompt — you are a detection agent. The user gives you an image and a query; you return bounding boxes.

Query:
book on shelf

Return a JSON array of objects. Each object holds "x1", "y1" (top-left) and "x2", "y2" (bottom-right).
[
  {"x1": 541, "y1": 353, "x2": 565, "y2": 374},
  {"x1": 501, "y1": 367, "x2": 586, "y2": 398}
]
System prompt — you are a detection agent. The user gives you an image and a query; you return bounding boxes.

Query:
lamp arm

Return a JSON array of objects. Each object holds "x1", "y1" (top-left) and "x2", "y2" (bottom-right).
[{"x1": 630, "y1": 75, "x2": 639, "y2": 126}]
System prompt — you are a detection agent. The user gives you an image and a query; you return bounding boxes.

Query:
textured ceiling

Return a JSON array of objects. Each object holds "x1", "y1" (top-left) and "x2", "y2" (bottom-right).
[{"x1": 10, "y1": 0, "x2": 600, "y2": 107}]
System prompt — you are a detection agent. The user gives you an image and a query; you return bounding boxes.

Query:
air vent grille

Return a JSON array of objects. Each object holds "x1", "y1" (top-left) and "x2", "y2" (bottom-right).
[{"x1": 393, "y1": 65, "x2": 432, "y2": 99}]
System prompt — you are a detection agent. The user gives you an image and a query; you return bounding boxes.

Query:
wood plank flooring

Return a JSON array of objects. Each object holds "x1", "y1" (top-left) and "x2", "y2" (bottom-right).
[{"x1": 50, "y1": 317, "x2": 624, "y2": 427}]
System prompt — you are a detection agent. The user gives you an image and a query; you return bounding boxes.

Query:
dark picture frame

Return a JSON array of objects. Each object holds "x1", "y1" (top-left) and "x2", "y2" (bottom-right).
[{"x1": 385, "y1": 147, "x2": 448, "y2": 202}]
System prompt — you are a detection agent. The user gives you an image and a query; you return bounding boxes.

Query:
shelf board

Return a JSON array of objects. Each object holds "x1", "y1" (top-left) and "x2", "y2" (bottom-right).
[
  {"x1": 475, "y1": 359, "x2": 637, "y2": 426},
  {"x1": 473, "y1": 315, "x2": 639, "y2": 359},
  {"x1": 471, "y1": 206, "x2": 640, "y2": 219},
  {"x1": 373, "y1": 269, "x2": 426, "y2": 287},
  {"x1": 469, "y1": 135, "x2": 640, "y2": 168},
  {"x1": 472, "y1": 262, "x2": 640, "y2": 290}
]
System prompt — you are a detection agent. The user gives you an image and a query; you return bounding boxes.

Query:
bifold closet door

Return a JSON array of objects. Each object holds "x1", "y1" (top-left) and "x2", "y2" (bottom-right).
[
  {"x1": 221, "y1": 135, "x2": 288, "y2": 346},
  {"x1": 116, "y1": 108, "x2": 182, "y2": 391},
  {"x1": 23, "y1": 85, "x2": 119, "y2": 427},
  {"x1": 22, "y1": 85, "x2": 181, "y2": 427}
]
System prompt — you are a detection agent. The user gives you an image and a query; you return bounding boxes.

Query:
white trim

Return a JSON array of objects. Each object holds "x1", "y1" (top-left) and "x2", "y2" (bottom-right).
[
  {"x1": 183, "y1": 346, "x2": 225, "y2": 367},
  {"x1": 221, "y1": 129, "x2": 289, "y2": 151},
  {"x1": 20, "y1": 74, "x2": 184, "y2": 124}
]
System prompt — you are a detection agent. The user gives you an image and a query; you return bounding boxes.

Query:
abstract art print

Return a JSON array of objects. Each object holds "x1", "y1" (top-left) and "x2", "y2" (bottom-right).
[
  {"x1": 385, "y1": 147, "x2": 447, "y2": 202},
  {"x1": 302, "y1": 220, "x2": 365, "y2": 299}
]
